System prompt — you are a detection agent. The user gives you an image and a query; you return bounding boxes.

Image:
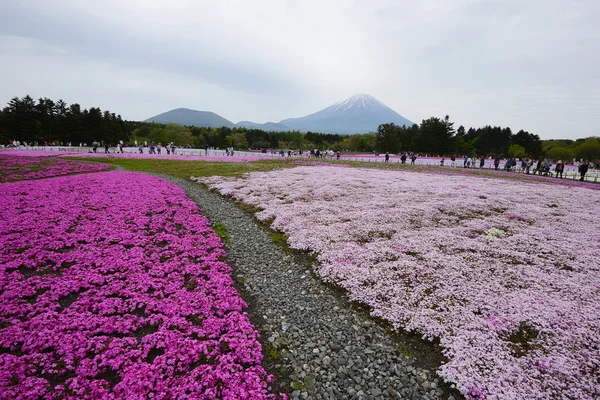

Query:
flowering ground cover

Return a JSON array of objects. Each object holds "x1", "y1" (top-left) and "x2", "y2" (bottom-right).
[
  {"x1": 412, "y1": 165, "x2": 600, "y2": 190},
  {"x1": 0, "y1": 154, "x2": 110, "y2": 182},
  {"x1": 0, "y1": 150, "x2": 83, "y2": 157},
  {"x1": 290, "y1": 160, "x2": 350, "y2": 168},
  {"x1": 0, "y1": 171, "x2": 279, "y2": 399},
  {"x1": 200, "y1": 166, "x2": 600, "y2": 400},
  {"x1": 336, "y1": 160, "x2": 600, "y2": 190},
  {"x1": 63, "y1": 153, "x2": 267, "y2": 163}
]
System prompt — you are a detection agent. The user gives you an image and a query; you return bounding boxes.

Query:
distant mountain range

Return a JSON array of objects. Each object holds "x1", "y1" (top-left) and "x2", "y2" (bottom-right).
[
  {"x1": 144, "y1": 94, "x2": 414, "y2": 134},
  {"x1": 145, "y1": 108, "x2": 235, "y2": 128},
  {"x1": 235, "y1": 121, "x2": 290, "y2": 131}
]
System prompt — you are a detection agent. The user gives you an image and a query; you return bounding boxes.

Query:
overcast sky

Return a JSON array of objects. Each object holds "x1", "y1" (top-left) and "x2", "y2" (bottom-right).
[{"x1": 1, "y1": 0, "x2": 598, "y2": 139}]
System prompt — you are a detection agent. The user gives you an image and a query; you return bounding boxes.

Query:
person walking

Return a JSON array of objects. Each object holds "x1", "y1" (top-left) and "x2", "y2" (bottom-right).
[
  {"x1": 205, "y1": 144, "x2": 209, "y2": 155},
  {"x1": 150, "y1": 142, "x2": 156, "y2": 154},
  {"x1": 440, "y1": 156, "x2": 445, "y2": 167},
  {"x1": 463, "y1": 155, "x2": 468, "y2": 168},
  {"x1": 544, "y1": 159, "x2": 552, "y2": 177},
  {"x1": 451, "y1": 154, "x2": 456, "y2": 167},
  {"x1": 401, "y1": 153, "x2": 407, "y2": 164},
  {"x1": 138, "y1": 144, "x2": 144, "y2": 154},
  {"x1": 535, "y1": 158, "x2": 544, "y2": 175},
  {"x1": 480, "y1": 157, "x2": 485, "y2": 169},
  {"x1": 411, "y1": 154, "x2": 417, "y2": 165},
  {"x1": 555, "y1": 160, "x2": 564, "y2": 178},
  {"x1": 466, "y1": 157, "x2": 472, "y2": 168},
  {"x1": 494, "y1": 157, "x2": 500, "y2": 170},
  {"x1": 385, "y1": 152, "x2": 389, "y2": 163},
  {"x1": 104, "y1": 143, "x2": 110, "y2": 153},
  {"x1": 579, "y1": 160, "x2": 589, "y2": 181}
]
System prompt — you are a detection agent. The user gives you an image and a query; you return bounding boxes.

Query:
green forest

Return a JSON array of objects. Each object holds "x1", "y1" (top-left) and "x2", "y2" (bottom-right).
[{"x1": 1, "y1": 95, "x2": 599, "y2": 161}]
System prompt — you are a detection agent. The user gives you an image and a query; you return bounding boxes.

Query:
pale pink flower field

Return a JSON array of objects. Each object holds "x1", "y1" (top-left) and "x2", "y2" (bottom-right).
[{"x1": 199, "y1": 166, "x2": 600, "y2": 400}]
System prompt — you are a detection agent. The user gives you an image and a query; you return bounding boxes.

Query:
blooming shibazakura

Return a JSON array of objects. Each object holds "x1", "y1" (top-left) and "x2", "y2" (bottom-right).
[
  {"x1": 0, "y1": 150, "x2": 274, "y2": 163},
  {"x1": 200, "y1": 166, "x2": 600, "y2": 400},
  {"x1": 62, "y1": 153, "x2": 267, "y2": 162},
  {"x1": 0, "y1": 171, "x2": 279, "y2": 399},
  {"x1": 0, "y1": 154, "x2": 110, "y2": 182},
  {"x1": 0, "y1": 150, "x2": 83, "y2": 157}
]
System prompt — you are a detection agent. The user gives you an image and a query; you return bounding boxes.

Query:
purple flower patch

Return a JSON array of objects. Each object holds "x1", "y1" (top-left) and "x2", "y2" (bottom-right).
[
  {"x1": 0, "y1": 171, "x2": 280, "y2": 399},
  {"x1": 0, "y1": 155, "x2": 110, "y2": 182}
]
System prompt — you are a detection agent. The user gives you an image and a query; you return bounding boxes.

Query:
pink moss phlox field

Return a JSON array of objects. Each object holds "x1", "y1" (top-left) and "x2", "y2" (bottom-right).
[
  {"x1": 200, "y1": 166, "x2": 600, "y2": 400},
  {"x1": 0, "y1": 150, "x2": 83, "y2": 157},
  {"x1": 290, "y1": 161, "x2": 349, "y2": 168},
  {"x1": 0, "y1": 171, "x2": 279, "y2": 399},
  {"x1": 0, "y1": 155, "x2": 110, "y2": 182},
  {"x1": 416, "y1": 167, "x2": 600, "y2": 191},
  {"x1": 62, "y1": 153, "x2": 265, "y2": 163}
]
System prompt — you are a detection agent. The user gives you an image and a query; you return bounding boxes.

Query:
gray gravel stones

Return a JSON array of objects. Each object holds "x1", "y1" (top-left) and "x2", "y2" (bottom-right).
[{"x1": 162, "y1": 175, "x2": 460, "y2": 400}]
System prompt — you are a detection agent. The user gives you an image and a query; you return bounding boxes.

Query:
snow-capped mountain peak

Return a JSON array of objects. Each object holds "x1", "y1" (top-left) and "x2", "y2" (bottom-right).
[
  {"x1": 279, "y1": 94, "x2": 413, "y2": 134},
  {"x1": 332, "y1": 94, "x2": 385, "y2": 113}
]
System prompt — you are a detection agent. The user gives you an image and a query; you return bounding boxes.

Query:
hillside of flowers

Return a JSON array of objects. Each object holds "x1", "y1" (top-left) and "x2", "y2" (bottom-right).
[
  {"x1": 0, "y1": 171, "x2": 278, "y2": 399},
  {"x1": 0, "y1": 154, "x2": 110, "y2": 182},
  {"x1": 200, "y1": 166, "x2": 600, "y2": 400}
]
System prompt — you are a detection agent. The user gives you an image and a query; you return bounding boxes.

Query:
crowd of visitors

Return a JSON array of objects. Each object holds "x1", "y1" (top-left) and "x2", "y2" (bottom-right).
[
  {"x1": 137, "y1": 142, "x2": 177, "y2": 155},
  {"x1": 6, "y1": 139, "x2": 598, "y2": 183}
]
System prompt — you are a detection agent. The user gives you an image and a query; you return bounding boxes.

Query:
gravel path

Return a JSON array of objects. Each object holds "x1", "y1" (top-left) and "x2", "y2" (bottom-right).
[{"x1": 161, "y1": 175, "x2": 461, "y2": 400}]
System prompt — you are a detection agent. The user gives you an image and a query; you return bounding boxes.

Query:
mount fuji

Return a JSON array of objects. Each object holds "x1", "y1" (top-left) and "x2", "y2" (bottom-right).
[
  {"x1": 278, "y1": 94, "x2": 413, "y2": 134},
  {"x1": 143, "y1": 94, "x2": 413, "y2": 134}
]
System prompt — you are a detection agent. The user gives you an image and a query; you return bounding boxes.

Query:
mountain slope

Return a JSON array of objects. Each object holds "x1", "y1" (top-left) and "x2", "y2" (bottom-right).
[
  {"x1": 235, "y1": 121, "x2": 291, "y2": 131},
  {"x1": 144, "y1": 108, "x2": 234, "y2": 128},
  {"x1": 279, "y1": 94, "x2": 413, "y2": 134}
]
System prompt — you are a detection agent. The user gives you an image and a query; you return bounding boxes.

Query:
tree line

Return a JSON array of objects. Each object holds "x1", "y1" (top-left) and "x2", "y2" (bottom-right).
[
  {"x1": 0, "y1": 95, "x2": 130, "y2": 146},
  {"x1": 374, "y1": 117, "x2": 600, "y2": 161},
  {"x1": 374, "y1": 116, "x2": 545, "y2": 158},
  {"x1": 1, "y1": 95, "x2": 599, "y2": 161}
]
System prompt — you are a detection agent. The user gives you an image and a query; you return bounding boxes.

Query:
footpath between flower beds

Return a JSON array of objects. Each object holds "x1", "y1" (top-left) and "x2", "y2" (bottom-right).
[
  {"x1": 162, "y1": 175, "x2": 458, "y2": 400},
  {"x1": 0, "y1": 156, "x2": 458, "y2": 400}
]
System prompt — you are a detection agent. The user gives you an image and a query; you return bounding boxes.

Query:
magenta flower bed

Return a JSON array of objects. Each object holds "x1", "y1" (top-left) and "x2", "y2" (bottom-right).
[
  {"x1": 63, "y1": 153, "x2": 265, "y2": 163},
  {"x1": 0, "y1": 171, "x2": 278, "y2": 399},
  {"x1": 0, "y1": 155, "x2": 110, "y2": 182},
  {"x1": 200, "y1": 166, "x2": 600, "y2": 400},
  {"x1": 0, "y1": 150, "x2": 83, "y2": 157}
]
